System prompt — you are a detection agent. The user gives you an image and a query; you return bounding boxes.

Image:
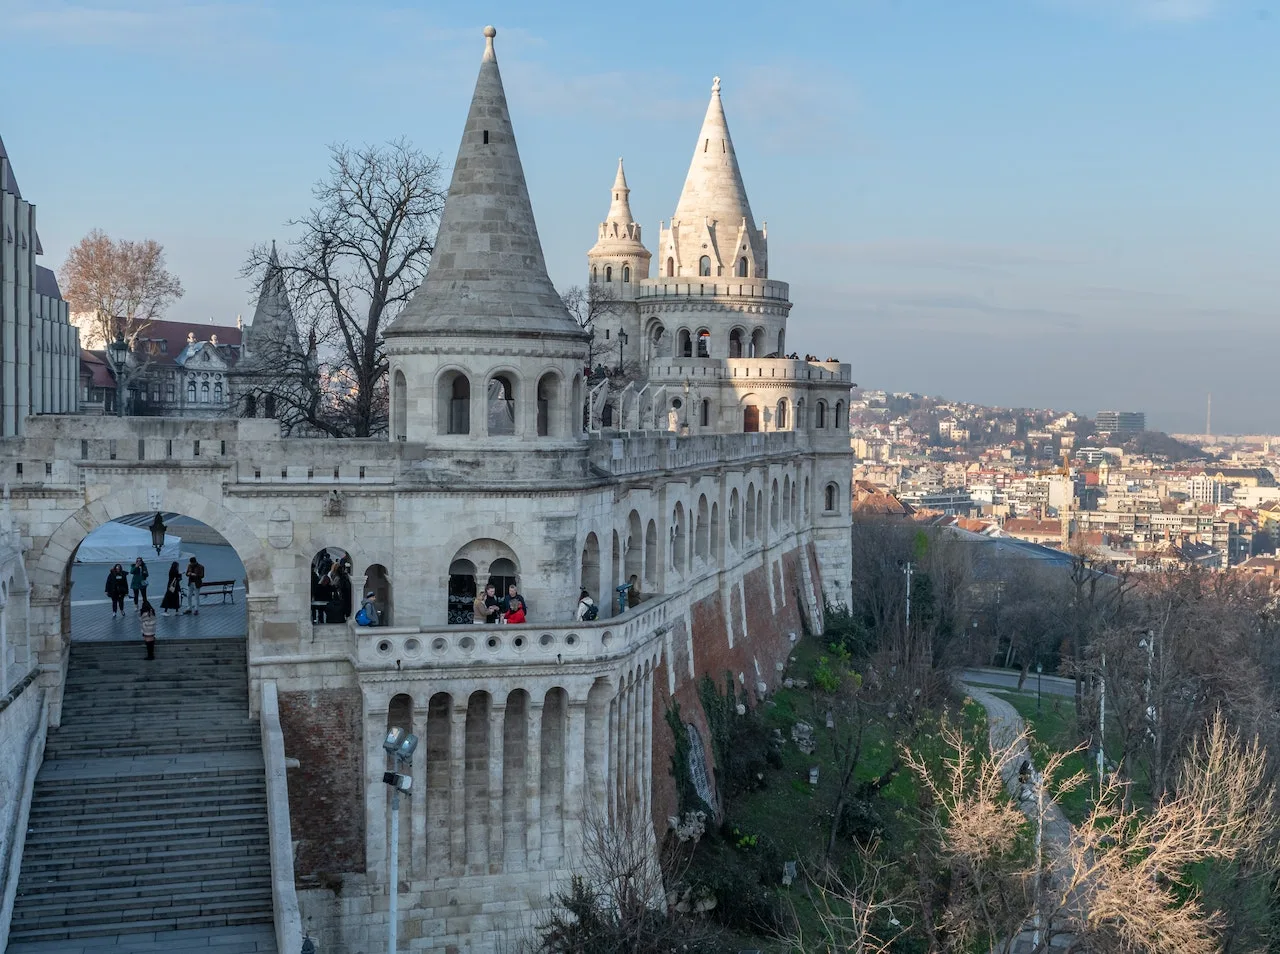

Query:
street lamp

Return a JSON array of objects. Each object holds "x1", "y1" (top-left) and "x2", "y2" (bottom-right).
[
  {"x1": 617, "y1": 330, "x2": 629, "y2": 374},
  {"x1": 381, "y1": 727, "x2": 418, "y2": 954},
  {"x1": 1036, "y1": 661, "x2": 1044, "y2": 715},
  {"x1": 107, "y1": 332, "x2": 129, "y2": 417},
  {"x1": 148, "y1": 512, "x2": 167, "y2": 556}
]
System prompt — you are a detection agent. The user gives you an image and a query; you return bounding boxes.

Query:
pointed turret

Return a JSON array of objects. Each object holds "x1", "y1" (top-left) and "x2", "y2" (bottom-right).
[
  {"x1": 587, "y1": 157, "x2": 650, "y2": 284},
  {"x1": 242, "y1": 240, "x2": 303, "y2": 361},
  {"x1": 388, "y1": 26, "x2": 582, "y2": 338},
  {"x1": 659, "y1": 77, "x2": 767, "y2": 280}
]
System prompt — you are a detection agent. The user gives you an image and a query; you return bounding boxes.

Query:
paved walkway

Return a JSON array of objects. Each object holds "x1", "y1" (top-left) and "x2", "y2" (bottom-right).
[{"x1": 962, "y1": 683, "x2": 1075, "y2": 953}]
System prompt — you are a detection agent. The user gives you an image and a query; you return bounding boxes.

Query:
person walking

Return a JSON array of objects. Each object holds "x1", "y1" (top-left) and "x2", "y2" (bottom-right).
[
  {"x1": 105, "y1": 564, "x2": 129, "y2": 618},
  {"x1": 184, "y1": 557, "x2": 204, "y2": 615},
  {"x1": 129, "y1": 557, "x2": 149, "y2": 607},
  {"x1": 160, "y1": 562, "x2": 182, "y2": 616},
  {"x1": 139, "y1": 599, "x2": 157, "y2": 659}
]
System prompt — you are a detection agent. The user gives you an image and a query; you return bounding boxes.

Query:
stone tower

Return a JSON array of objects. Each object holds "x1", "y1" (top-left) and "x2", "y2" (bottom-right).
[
  {"x1": 384, "y1": 26, "x2": 589, "y2": 444},
  {"x1": 586, "y1": 159, "x2": 651, "y2": 287}
]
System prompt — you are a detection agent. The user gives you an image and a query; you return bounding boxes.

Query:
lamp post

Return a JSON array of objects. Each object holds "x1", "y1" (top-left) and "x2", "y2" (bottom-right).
[
  {"x1": 617, "y1": 331, "x2": 628, "y2": 374},
  {"x1": 381, "y1": 727, "x2": 418, "y2": 954},
  {"x1": 148, "y1": 512, "x2": 167, "y2": 556},
  {"x1": 1036, "y1": 661, "x2": 1043, "y2": 715},
  {"x1": 107, "y1": 332, "x2": 129, "y2": 417}
]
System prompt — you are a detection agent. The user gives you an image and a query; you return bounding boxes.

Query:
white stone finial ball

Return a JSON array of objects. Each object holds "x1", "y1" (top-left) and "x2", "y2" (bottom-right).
[{"x1": 484, "y1": 25, "x2": 496, "y2": 38}]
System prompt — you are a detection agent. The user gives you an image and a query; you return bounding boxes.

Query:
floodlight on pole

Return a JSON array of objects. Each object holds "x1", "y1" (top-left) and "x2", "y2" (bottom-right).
[{"x1": 381, "y1": 726, "x2": 417, "y2": 954}]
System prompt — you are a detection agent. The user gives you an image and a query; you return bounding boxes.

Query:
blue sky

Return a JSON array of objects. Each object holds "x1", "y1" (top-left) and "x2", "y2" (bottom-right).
[{"x1": 2, "y1": 0, "x2": 1276, "y2": 433}]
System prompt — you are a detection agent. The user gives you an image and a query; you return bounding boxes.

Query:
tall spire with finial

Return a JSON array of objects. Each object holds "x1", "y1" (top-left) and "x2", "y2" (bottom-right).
[
  {"x1": 388, "y1": 26, "x2": 581, "y2": 338},
  {"x1": 588, "y1": 156, "x2": 650, "y2": 279},
  {"x1": 242, "y1": 239, "x2": 302, "y2": 361}
]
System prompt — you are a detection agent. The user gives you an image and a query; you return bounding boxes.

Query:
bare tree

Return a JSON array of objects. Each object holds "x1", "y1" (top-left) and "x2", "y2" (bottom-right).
[
  {"x1": 242, "y1": 140, "x2": 445, "y2": 437},
  {"x1": 788, "y1": 841, "x2": 906, "y2": 954},
  {"x1": 59, "y1": 229, "x2": 184, "y2": 348},
  {"x1": 561, "y1": 283, "x2": 621, "y2": 371}
]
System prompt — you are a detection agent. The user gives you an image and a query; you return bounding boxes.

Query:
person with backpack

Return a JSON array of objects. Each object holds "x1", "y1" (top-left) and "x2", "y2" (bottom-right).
[
  {"x1": 184, "y1": 557, "x2": 204, "y2": 615},
  {"x1": 576, "y1": 589, "x2": 598, "y2": 621},
  {"x1": 356, "y1": 591, "x2": 379, "y2": 627},
  {"x1": 129, "y1": 557, "x2": 149, "y2": 607}
]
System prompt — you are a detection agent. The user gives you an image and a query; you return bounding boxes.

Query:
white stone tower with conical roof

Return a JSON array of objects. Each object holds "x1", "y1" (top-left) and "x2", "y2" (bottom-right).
[
  {"x1": 385, "y1": 25, "x2": 589, "y2": 444},
  {"x1": 586, "y1": 158, "x2": 651, "y2": 287}
]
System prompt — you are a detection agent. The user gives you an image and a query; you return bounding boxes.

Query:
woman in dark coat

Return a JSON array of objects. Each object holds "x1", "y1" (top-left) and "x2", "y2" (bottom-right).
[
  {"x1": 160, "y1": 561, "x2": 182, "y2": 616},
  {"x1": 105, "y1": 564, "x2": 129, "y2": 618}
]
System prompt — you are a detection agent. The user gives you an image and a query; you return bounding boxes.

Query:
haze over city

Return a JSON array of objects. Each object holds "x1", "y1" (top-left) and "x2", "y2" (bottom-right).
[{"x1": 2, "y1": 0, "x2": 1276, "y2": 432}]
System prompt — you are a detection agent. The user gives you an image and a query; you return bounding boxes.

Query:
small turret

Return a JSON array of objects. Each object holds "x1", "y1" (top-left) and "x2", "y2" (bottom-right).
[{"x1": 587, "y1": 158, "x2": 650, "y2": 285}]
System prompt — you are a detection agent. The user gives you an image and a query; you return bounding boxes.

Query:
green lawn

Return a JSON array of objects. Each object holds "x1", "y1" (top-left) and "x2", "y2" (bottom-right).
[{"x1": 988, "y1": 689, "x2": 1094, "y2": 824}]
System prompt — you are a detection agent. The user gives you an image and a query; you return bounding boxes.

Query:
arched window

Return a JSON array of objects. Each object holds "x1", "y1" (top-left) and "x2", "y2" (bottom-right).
[
  {"x1": 816, "y1": 400, "x2": 828, "y2": 429},
  {"x1": 649, "y1": 321, "x2": 666, "y2": 359},
  {"x1": 825, "y1": 482, "x2": 840, "y2": 513},
  {"x1": 771, "y1": 479, "x2": 780, "y2": 531},
  {"x1": 200, "y1": 382, "x2": 210, "y2": 403},
  {"x1": 447, "y1": 558, "x2": 477, "y2": 624},
  {"x1": 776, "y1": 399, "x2": 788, "y2": 429},
  {"x1": 264, "y1": 394, "x2": 276, "y2": 418},
  {"x1": 666, "y1": 257, "x2": 675, "y2": 277},
  {"x1": 795, "y1": 398, "x2": 805, "y2": 430},
  {"x1": 644, "y1": 519, "x2": 658, "y2": 590},
  {"x1": 700, "y1": 399, "x2": 710, "y2": 428},
  {"x1": 728, "y1": 490, "x2": 740, "y2": 549},
  {"x1": 488, "y1": 374, "x2": 516, "y2": 435},
  {"x1": 672, "y1": 503, "x2": 687, "y2": 573},
  {"x1": 186, "y1": 381, "x2": 196, "y2": 403},
  {"x1": 622, "y1": 265, "x2": 630, "y2": 282},
  {"x1": 605, "y1": 266, "x2": 613, "y2": 282},
  {"x1": 592, "y1": 266, "x2": 598, "y2": 282},
  {"x1": 783, "y1": 476, "x2": 792, "y2": 525},
  {"x1": 213, "y1": 382, "x2": 223, "y2": 403},
  {"x1": 242, "y1": 393, "x2": 256, "y2": 418},
  {"x1": 777, "y1": 330, "x2": 786, "y2": 355},
  {"x1": 393, "y1": 370, "x2": 407, "y2": 441},
  {"x1": 699, "y1": 256, "x2": 712, "y2": 277},
  {"x1": 440, "y1": 372, "x2": 471, "y2": 435},
  {"x1": 536, "y1": 372, "x2": 559, "y2": 437},
  {"x1": 696, "y1": 330, "x2": 710, "y2": 358},
  {"x1": 750, "y1": 328, "x2": 765, "y2": 357},
  {"x1": 834, "y1": 401, "x2": 845, "y2": 431},
  {"x1": 745, "y1": 483, "x2": 757, "y2": 541},
  {"x1": 743, "y1": 405, "x2": 760, "y2": 433},
  {"x1": 363, "y1": 564, "x2": 392, "y2": 625},
  {"x1": 729, "y1": 328, "x2": 744, "y2": 358},
  {"x1": 695, "y1": 495, "x2": 709, "y2": 561},
  {"x1": 678, "y1": 329, "x2": 692, "y2": 358},
  {"x1": 311, "y1": 547, "x2": 353, "y2": 623},
  {"x1": 710, "y1": 502, "x2": 722, "y2": 562}
]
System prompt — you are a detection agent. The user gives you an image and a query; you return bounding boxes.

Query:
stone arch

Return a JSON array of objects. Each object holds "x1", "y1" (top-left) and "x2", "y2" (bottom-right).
[
  {"x1": 392, "y1": 369, "x2": 407, "y2": 441},
  {"x1": 749, "y1": 327, "x2": 765, "y2": 358},
  {"x1": 728, "y1": 489, "x2": 741, "y2": 550},
  {"x1": 625, "y1": 511, "x2": 643, "y2": 589},
  {"x1": 446, "y1": 536, "x2": 523, "y2": 620},
  {"x1": 694, "y1": 495, "x2": 709, "y2": 561},
  {"x1": 795, "y1": 397, "x2": 805, "y2": 430},
  {"x1": 816, "y1": 400, "x2": 828, "y2": 429},
  {"x1": 645, "y1": 318, "x2": 666, "y2": 361},
  {"x1": 736, "y1": 256, "x2": 748, "y2": 278},
  {"x1": 539, "y1": 687, "x2": 568, "y2": 862},
  {"x1": 585, "y1": 677, "x2": 614, "y2": 809},
  {"x1": 728, "y1": 327, "x2": 745, "y2": 358},
  {"x1": 776, "y1": 398, "x2": 789, "y2": 430},
  {"x1": 362, "y1": 563, "x2": 392, "y2": 625},
  {"x1": 671, "y1": 502, "x2": 686, "y2": 574},
  {"x1": 834, "y1": 400, "x2": 845, "y2": 431},
  {"x1": 666, "y1": 256, "x2": 674, "y2": 277},
  {"x1": 425, "y1": 691, "x2": 453, "y2": 871},
  {"x1": 644, "y1": 519, "x2": 658, "y2": 591},
  {"x1": 486, "y1": 370, "x2": 520, "y2": 436},
  {"x1": 437, "y1": 367, "x2": 471, "y2": 435},
  {"x1": 31, "y1": 487, "x2": 274, "y2": 595},
  {"x1": 770, "y1": 479, "x2": 780, "y2": 531},
  {"x1": 677, "y1": 328, "x2": 692, "y2": 358},
  {"x1": 695, "y1": 328, "x2": 710, "y2": 358},
  {"x1": 536, "y1": 370, "x2": 563, "y2": 438},
  {"x1": 581, "y1": 532, "x2": 601, "y2": 604},
  {"x1": 465, "y1": 690, "x2": 493, "y2": 868},
  {"x1": 825, "y1": 481, "x2": 841, "y2": 513},
  {"x1": 783, "y1": 475, "x2": 792, "y2": 525},
  {"x1": 777, "y1": 329, "x2": 786, "y2": 355},
  {"x1": 710, "y1": 501, "x2": 722, "y2": 562},
  {"x1": 745, "y1": 482, "x2": 757, "y2": 542}
]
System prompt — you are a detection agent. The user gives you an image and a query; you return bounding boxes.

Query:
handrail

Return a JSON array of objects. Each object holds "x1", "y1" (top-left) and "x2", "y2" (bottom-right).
[
  {"x1": 260, "y1": 681, "x2": 304, "y2": 954},
  {"x1": 0, "y1": 686, "x2": 46, "y2": 947}
]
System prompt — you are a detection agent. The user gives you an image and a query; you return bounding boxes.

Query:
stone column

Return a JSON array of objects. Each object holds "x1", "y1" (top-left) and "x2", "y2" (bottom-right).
[
  {"x1": 619, "y1": 677, "x2": 632, "y2": 811},
  {"x1": 364, "y1": 704, "x2": 389, "y2": 879},
  {"x1": 488, "y1": 702, "x2": 506, "y2": 871},
  {"x1": 525, "y1": 697, "x2": 543, "y2": 867},
  {"x1": 564, "y1": 700, "x2": 588, "y2": 860},
  {"x1": 607, "y1": 696, "x2": 618, "y2": 823},
  {"x1": 410, "y1": 695, "x2": 427, "y2": 878},
  {"x1": 641, "y1": 667, "x2": 654, "y2": 824},
  {"x1": 450, "y1": 703, "x2": 468, "y2": 873}
]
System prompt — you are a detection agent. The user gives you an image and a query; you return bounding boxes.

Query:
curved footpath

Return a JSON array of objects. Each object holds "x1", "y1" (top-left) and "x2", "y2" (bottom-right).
[{"x1": 961, "y1": 682, "x2": 1076, "y2": 953}]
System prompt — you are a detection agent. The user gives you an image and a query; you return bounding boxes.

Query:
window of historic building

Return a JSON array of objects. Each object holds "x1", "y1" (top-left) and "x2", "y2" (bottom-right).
[
  {"x1": 737, "y1": 256, "x2": 748, "y2": 277},
  {"x1": 743, "y1": 405, "x2": 760, "y2": 433},
  {"x1": 187, "y1": 381, "x2": 196, "y2": 403},
  {"x1": 699, "y1": 256, "x2": 711, "y2": 276},
  {"x1": 622, "y1": 265, "x2": 630, "y2": 282},
  {"x1": 393, "y1": 370, "x2": 407, "y2": 441},
  {"x1": 440, "y1": 372, "x2": 471, "y2": 435},
  {"x1": 816, "y1": 400, "x2": 827, "y2": 429},
  {"x1": 776, "y1": 398, "x2": 788, "y2": 429},
  {"x1": 729, "y1": 328, "x2": 744, "y2": 358},
  {"x1": 488, "y1": 375, "x2": 517, "y2": 436},
  {"x1": 678, "y1": 329, "x2": 692, "y2": 358},
  {"x1": 696, "y1": 329, "x2": 710, "y2": 358},
  {"x1": 666, "y1": 257, "x2": 674, "y2": 277},
  {"x1": 536, "y1": 372, "x2": 559, "y2": 437},
  {"x1": 824, "y1": 482, "x2": 840, "y2": 513}
]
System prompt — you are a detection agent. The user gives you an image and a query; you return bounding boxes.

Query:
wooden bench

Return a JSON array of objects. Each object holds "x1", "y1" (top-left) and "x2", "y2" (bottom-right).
[{"x1": 197, "y1": 580, "x2": 237, "y2": 605}]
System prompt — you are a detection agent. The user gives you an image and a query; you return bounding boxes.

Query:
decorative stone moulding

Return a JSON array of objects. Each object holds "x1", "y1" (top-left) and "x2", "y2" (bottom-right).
[{"x1": 267, "y1": 508, "x2": 293, "y2": 549}]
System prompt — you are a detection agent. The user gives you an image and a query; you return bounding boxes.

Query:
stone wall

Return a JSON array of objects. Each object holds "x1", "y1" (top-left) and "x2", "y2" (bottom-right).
[
  {"x1": 0, "y1": 677, "x2": 44, "y2": 926},
  {"x1": 278, "y1": 688, "x2": 366, "y2": 878}
]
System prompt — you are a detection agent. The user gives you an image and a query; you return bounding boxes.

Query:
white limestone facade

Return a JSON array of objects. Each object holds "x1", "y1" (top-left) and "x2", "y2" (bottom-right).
[
  {"x1": 0, "y1": 27, "x2": 852, "y2": 953},
  {"x1": 0, "y1": 136, "x2": 80, "y2": 435}
]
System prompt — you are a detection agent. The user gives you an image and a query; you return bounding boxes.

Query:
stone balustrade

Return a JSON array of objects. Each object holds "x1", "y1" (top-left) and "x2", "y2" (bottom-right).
[
  {"x1": 354, "y1": 595, "x2": 673, "y2": 671},
  {"x1": 635, "y1": 278, "x2": 790, "y2": 301}
]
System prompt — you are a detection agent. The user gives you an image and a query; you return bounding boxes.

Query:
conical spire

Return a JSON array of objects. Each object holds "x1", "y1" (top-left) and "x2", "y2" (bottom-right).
[
  {"x1": 243, "y1": 240, "x2": 302, "y2": 360},
  {"x1": 607, "y1": 158, "x2": 634, "y2": 224},
  {"x1": 388, "y1": 26, "x2": 581, "y2": 339},
  {"x1": 672, "y1": 77, "x2": 757, "y2": 232}
]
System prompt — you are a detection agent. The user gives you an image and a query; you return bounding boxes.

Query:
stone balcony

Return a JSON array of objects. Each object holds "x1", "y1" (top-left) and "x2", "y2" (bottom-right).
[{"x1": 634, "y1": 278, "x2": 790, "y2": 302}]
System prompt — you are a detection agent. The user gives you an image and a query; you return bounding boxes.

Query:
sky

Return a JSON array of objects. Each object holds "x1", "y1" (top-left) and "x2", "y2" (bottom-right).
[{"x1": 1, "y1": 0, "x2": 1276, "y2": 434}]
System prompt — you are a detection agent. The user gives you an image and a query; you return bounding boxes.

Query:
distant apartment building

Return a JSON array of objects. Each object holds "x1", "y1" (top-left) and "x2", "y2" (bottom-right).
[
  {"x1": 898, "y1": 486, "x2": 974, "y2": 516},
  {"x1": 1095, "y1": 410, "x2": 1145, "y2": 437},
  {"x1": 0, "y1": 135, "x2": 80, "y2": 434}
]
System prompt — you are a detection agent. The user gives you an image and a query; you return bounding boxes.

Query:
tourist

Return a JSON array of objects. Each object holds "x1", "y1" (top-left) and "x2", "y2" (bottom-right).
[
  {"x1": 105, "y1": 564, "x2": 129, "y2": 618},
  {"x1": 139, "y1": 600, "x2": 157, "y2": 659},
  {"x1": 502, "y1": 582, "x2": 529, "y2": 617},
  {"x1": 333, "y1": 563, "x2": 353, "y2": 622},
  {"x1": 471, "y1": 590, "x2": 487, "y2": 625},
  {"x1": 313, "y1": 573, "x2": 334, "y2": 624},
  {"x1": 481, "y1": 583, "x2": 502, "y2": 624},
  {"x1": 357, "y1": 591, "x2": 379, "y2": 627},
  {"x1": 576, "y1": 589, "x2": 598, "y2": 621},
  {"x1": 161, "y1": 562, "x2": 182, "y2": 616},
  {"x1": 627, "y1": 574, "x2": 641, "y2": 609},
  {"x1": 183, "y1": 557, "x2": 204, "y2": 616},
  {"x1": 129, "y1": 557, "x2": 149, "y2": 606},
  {"x1": 504, "y1": 597, "x2": 526, "y2": 625}
]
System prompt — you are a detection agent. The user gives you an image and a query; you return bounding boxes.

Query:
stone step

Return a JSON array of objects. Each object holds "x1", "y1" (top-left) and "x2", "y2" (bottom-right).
[
  {"x1": 17, "y1": 874, "x2": 271, "y2": 907},
  {"x1": 17, "y1": 860, "x2": 271, "y2": 894},
  {"x1": 12, "y1": 884, "x2": 273, "y2": 922},
  {"x1": 30, "y1": 791, "x2": 265, "y2": 818},
  {"x1": 26, "y1": 809, "x2": 267, "y2": 838},
  {"x1": 33, "y1": 776, "x2": 264, "y2": 800},
  {"x1": 19, "y1": 847, "x2": 268, "y2": 880},
  {"x1": 8, "y1": 902, "x2": 273, "y2": 942},
  {"x1": 21, "y1": 828, "x2": 268, "y2": 861}
]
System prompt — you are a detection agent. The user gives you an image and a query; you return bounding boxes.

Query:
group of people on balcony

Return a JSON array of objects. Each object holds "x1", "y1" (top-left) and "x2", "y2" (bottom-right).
[
  {"x1": 312, "y1": 552, "x2": 354, "y2": 623},
  {"x1": 472, "y1": 582, "x2": 528, "y2": 624}
]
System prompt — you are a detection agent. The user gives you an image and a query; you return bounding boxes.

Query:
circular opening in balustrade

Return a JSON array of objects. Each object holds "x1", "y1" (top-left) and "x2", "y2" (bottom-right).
[
  {"x1": 539, "y1": 633, "x2": 555, "y2": 649},
  {"x1": 601, "y1": 631, "x2": 613, "y2": 649},
  {"x1": 431, "y1": 636, "x2": 448, "y2": 655},
  {"x1": 458, "y1": 635, "x2": 476, "y2": 654},
  {"x1": 512, "y1": 635, "x2": 526, "y2": 651},
  {"x1": 486, "y1": 635, "x2": 501, "y2": 652},
  {"x1": 403, "y1": 637, "x2": 421, "y2": 657},
  {"x1": 376, "y1": 639, "x2": 392, "y2": 655},
  {"x1": 565, "y1": 633, "x2": 579, "y2": 648}
]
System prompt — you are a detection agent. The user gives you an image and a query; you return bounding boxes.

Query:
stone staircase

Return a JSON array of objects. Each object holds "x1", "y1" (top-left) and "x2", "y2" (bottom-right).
[{"x1": 6, "y1": 639, "x2": 277, "y2": 953}]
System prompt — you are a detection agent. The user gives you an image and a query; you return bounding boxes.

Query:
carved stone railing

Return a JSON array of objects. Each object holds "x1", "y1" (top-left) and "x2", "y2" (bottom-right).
[{"x1": 260, "y1": 682, "x2": 304, "y2": 954}]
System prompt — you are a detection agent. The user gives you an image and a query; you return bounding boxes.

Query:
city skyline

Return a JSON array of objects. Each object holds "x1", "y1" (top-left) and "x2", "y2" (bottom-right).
[{"x1": 2, "y1": 0, "x2": 1275, "y2": 432}]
